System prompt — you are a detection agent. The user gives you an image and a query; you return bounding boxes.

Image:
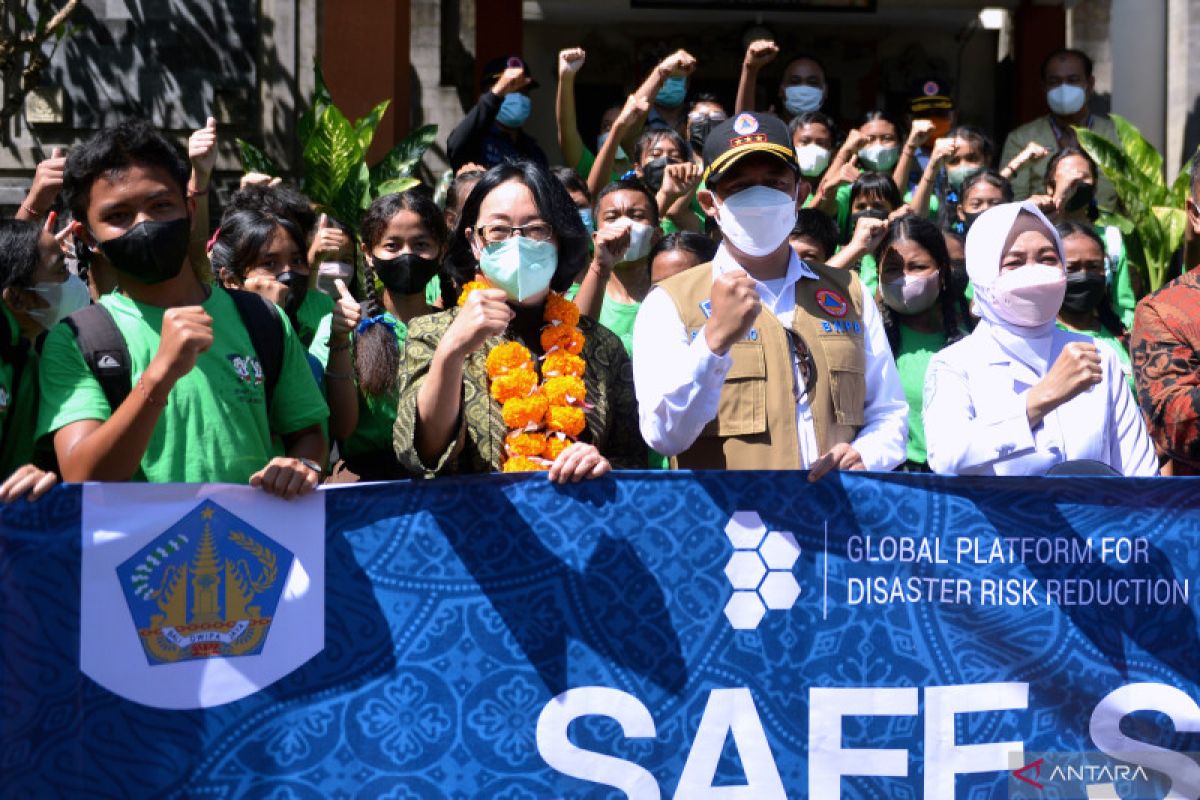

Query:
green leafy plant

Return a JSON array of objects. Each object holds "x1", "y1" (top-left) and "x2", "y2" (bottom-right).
[
  {"x1": 1076, "y1": 114, "x2": 1193, "y2": 292},
  {"x1": 236, "y1": 63, "x2": 437, "y2": 233}
]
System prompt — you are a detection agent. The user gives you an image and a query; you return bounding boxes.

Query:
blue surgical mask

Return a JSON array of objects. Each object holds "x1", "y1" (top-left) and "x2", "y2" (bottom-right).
[
  {"x1": 783, "y1": 85, "x2": 824, "y2": 116},
  {"x1": 478, "y1": 237, "x2": 558, "y2": 302},
  {"x1": 578, "y1": 208, "x2": 594, "y2": 231},
  {"x1": 597, "y1": 131, "x2": 629, "y2": 162},
  {"x1": 496, "y1": 93, "x2": 532, "y2": 128},
  {"x1": 656, "y1": 76, "x2": 687, "y2": 109}
]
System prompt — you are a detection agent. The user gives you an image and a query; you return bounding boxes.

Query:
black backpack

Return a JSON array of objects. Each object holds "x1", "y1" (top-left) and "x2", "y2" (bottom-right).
[{"x1": 63, "y1": 288, "x2": 284, "y2": 412}]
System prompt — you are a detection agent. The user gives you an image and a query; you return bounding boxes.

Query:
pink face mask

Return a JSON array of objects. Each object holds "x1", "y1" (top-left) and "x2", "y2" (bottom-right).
[{"x1": 988, "y1": 263, "x2": 1066, "y2": 327}]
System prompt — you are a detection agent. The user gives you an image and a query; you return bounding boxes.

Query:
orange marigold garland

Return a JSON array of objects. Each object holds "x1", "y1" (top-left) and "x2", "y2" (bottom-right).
[{"x1": 481, "y1": 289, "x2": 589, "y2": 471}]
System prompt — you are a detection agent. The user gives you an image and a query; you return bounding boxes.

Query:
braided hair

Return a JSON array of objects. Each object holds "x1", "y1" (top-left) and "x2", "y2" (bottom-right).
[
  {"x1": 354, "y1": 189, "x2": 449, "y2": 397},
  {"x1": 874, "y1": 215, "x2": 971, "y2": 357}
]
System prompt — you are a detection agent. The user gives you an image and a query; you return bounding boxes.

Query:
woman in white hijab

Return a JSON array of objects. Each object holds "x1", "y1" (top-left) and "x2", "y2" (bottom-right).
[{"x1": 922, "y1": 201, "x2": 1156, "y2": 476}]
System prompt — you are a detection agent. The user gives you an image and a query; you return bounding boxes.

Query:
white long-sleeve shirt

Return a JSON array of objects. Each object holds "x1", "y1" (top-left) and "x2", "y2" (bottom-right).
[
  {"x1": 922, "y1": 326, "x2": 1157, "y2": 476},
  {"x1": 631, "y1": 246, "x2": 908, "y2": 470}
]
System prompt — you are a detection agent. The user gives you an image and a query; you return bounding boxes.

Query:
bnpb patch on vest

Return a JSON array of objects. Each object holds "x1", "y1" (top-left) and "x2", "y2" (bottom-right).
[{"x1": 815, "y1": 289, "x2": 849, "y2": 318}]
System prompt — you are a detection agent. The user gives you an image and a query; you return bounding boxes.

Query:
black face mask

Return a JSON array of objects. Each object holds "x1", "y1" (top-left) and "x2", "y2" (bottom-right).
[
  {"x1": 640, "y1": 157, "x2": 672, "y2": 194},
  {"x1": 276, "y1": 270, "x2": 309, "y2": 314},
  {"x1": 688, "y1": 120, "x2": 715, "y2": 156},
  {"x1": 374, "y1": 253, "x2": 439, "y2": 295},
  {"x1": 1062, "y1": 271, "x2": 1106, "y2": 314},
  {"x1": 962, "y1": 211, "x2": 984, "y2": 232},
  {"x1": 97, "y1": 217, "x2": 191, "y2": 285},
  {"x1": 1065, "y1": 182, "x2": 1096, "y2": 212},
  {"x1": 847, "y1": 208, "x2": 888, "y2": 242}
]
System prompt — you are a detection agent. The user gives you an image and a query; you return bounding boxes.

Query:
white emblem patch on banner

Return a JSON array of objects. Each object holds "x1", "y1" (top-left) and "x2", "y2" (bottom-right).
[{"x1": 80, "y1": 483, "x2": 325, "y2": 709}]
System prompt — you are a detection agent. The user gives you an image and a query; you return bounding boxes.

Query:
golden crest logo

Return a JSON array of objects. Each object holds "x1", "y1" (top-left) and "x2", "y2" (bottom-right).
[{"x1": 116, "y1": 501, "x2": 292, "y2": 666}]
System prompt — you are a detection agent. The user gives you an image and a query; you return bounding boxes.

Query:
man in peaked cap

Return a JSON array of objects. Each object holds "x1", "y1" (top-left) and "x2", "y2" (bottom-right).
[
  {"x1": 447, "y1": 55, "x2": 547, "y2": 170},
  {"x1": 631, "y1": 111, "x2": 907, "y2": 477}
]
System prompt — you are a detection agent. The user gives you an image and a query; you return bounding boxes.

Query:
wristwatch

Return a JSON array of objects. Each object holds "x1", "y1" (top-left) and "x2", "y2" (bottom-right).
[{"x1": 297, "y1": 457, "x2": 324, "y2": 479}]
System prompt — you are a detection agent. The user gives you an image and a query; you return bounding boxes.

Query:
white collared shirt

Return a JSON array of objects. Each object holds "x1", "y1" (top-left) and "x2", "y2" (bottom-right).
[
  {"x1": 922, "y1": 326, "x2": 1157, "y2": 476},
  {"x1": 631, "y1": 245, "x2": 908, "y2": 470}
]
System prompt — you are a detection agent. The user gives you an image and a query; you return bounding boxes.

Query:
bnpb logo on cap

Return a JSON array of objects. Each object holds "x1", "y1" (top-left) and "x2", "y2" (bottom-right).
[{"x1": 732, "y1": 113, "x2": 758, "y2": 136}]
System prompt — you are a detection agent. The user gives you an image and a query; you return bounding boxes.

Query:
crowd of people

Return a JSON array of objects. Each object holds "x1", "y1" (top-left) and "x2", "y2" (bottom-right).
[{"x1": 2, "y1": 39, "x2": 1198, "y2": 505}]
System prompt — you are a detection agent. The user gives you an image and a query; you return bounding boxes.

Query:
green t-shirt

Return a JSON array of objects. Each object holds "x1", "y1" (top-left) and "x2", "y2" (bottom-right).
[
  {"x1": 1056, "y1": 320, "x2": 1135, "y2": 396},
  {"x1": 895, "y1": 323, "x2": 948, "y2": 465},
  {"x1": 858, "y1": 253, "x2": 879, "y2": 299},
  {"x1": 598, "y1": 295, "x2": 640, "y2": 356},
  {"x1": 0, "y1": 306, "x2": 39, "y2": 478},
  {"x1": 310, "y1": 311, "x2": 408, "y2": 457},
  {"x1": 294, "y1": 289, "x2": 334, "y2": 348},
  {"x1": 37, "y1": 288, "x2": 329, "y2": 484},
  {"x1": 1100, "y1": 225, "x2": 1135, "y2": 329}
]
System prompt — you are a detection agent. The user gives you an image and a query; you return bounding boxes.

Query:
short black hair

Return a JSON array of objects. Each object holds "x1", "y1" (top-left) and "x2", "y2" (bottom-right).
[
  {"x1": 551, "y1": 165, "x2": 591, "y2": 204},
  {"x1": 1041, "y1": 48, "x2": 1094, "y2": 81},
  {"x1": 788, "y1": 111, "x2": 838, "y2": 145},
  {"x1": 947, "y1": 124, "x2": 994, "y2": 164},
  {"x1": 648, "y1": 231, "x2": 717, "y2": 267},
  {"x1": 62, "y1": 118, "x2": 190, "y2": 223},
  {"x1": 224, "y1": 183, "x2": 318, "y2": 237},
  {"x1": 860, "y1": 109, "x2": 901, "y2": 131},
  {"x1": 791, "y1": 208, "x2": 839, "y2": 259},
  {"x1": 961, "y1": 169, "x2": 1014, "y2": 203},
  {"x1": 594, "y1": 178, "x2": 660, "y2": 226},
  {"x1": 781, "y1": 54, "x2": 827, "y2": 83},
  {"x1": 0, "y1": 219, "x2": 42, "y2": 290},
  {"x1": 445, "y1": 160, "x2": 589, "y2": 298},
  {"x1": 633, "y1": 128, "x2": 690, "y2": 165},
  {"x1": 849, "y1": 172, "x2": 903, "y2": 212},
  {"x1": 210, "y1": 209, "x2": 307, "y2": 281}
]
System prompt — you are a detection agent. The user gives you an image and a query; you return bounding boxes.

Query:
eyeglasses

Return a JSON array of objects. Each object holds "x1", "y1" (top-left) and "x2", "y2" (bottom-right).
[
  {"x1": 785, "y1": 328, "x2": 818, "y2": 400},
  {"x1": 476, "y1": 222, "x2": 554, "y2": 243},
  {"x1": 688, "y1": 111, "x2": 727, "y2": 123}
]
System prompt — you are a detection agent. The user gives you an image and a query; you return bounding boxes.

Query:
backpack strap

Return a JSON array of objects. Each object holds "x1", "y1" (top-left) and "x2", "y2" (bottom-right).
[
  {"x1": 225, "y1": 288, "x2": 284, "y2": 410},
  {"x1": 63, "y1": 304, "x2": 133, "y2": 413}
]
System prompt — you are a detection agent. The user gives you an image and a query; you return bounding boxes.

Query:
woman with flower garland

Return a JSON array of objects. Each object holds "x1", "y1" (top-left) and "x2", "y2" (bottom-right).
[
  {"x1": 393, "y1": 161, "x2": 646, "y2": 480},
  {"x1": 309, "y1": 189, "x2": 444, "y2": 481}
]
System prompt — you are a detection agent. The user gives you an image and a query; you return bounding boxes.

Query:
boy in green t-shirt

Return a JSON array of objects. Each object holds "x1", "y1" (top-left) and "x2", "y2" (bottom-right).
[{"x1": 41, "y1": 119, "x2": 328, "y2": 497}]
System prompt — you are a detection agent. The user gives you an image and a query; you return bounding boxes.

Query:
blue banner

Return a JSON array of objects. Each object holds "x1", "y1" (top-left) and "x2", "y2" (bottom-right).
[{"x1": 3, "y1": 473, "x2": 1200, "y2": 799}]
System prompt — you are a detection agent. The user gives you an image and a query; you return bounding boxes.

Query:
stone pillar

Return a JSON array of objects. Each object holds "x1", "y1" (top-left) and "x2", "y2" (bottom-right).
[{"x1": 1109, "y1": 0, "x2": 1167, "y2": 155}]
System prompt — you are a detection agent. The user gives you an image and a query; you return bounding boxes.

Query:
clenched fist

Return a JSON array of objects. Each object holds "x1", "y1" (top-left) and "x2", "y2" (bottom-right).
[
  {"x1": 704, "y1": 269, "x2": 761, "y2": 356},
  {"x1": 1027, "y1": 341, "x2": 1103, "y2": 427}
]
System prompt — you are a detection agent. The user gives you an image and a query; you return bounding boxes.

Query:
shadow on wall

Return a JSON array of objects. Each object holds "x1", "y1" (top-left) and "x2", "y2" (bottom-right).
[{"x1": 44, "y1": 0, "x2": 294, "y2": 163}]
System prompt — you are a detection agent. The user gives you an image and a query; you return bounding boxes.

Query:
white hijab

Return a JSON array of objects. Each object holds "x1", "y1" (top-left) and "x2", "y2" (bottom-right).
[{"x1": 965, "y1": 200, "x2": 1066, "y2": 379}]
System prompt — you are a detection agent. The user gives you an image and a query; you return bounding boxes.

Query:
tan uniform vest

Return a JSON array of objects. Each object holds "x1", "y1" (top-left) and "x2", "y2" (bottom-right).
[{"x1": 659, "y1": 261, "x2": 867, "y2": 470}]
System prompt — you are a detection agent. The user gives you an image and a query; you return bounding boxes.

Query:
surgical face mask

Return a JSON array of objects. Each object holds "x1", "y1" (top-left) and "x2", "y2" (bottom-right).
[
  {"x1": 1046, "y1": 84, "x2": 1087, "y2": 116},
  {"x1": 496, "y1": 93, "x2": 532, "y2": 128},
  {"x1": 714, "y1": 185, "x2": 797, "y2": 257},
  {"x1": 656, "y1": 76, "x2": 687, "y2": 108},
  {"x1": 596, "y1": 131, "x2": 629, "y2": 162},
  {"x1": 881, "y1": 271, "x2": 940, "y2": 316},
  {"x1": 783, "y1": 85, "x2": 823, "y2": 116},
  {"x1": 794, "y1": 143, "x2": 831, "y2": 177},
  {"x1": 27, "y1": 273, "x2": 90, "y2": 330},
  {"x1": 947, "y1": 165, "x2": 984, "y2": 191},
  {"x1": 1061, "y1": 270, "x2": 1106, "y2": 314},
  {"x1": 478, "y1": 236, "x2": 558, "y2": 302},
  {"x1": 373, "y1": 253, "x2": 439, "y2": 295},
  {"x1": 97, "y1": 217, "x2": 191, "y2": 285},
  {"x1": 989, "y1": 263, "x2": 1066, "y2": 327},
  {"x1": 578, "y1": 208, "x2": 594, "y2": 232},
  {"x1": 1064, "y1": 182, "x2": 1096, "y2": 212},
  {"x1": 619, "y1": 220, "x2": 655, "y2": 263},
  {"x1": 859, "y1": 144, "x2": 899, "y2": 173}
]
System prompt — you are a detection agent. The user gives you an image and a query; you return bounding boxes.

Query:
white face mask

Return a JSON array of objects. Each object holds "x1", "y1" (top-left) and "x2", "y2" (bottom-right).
[
  {"x1": 881, "y1": 271, "x2": 940, "y2": 315},
  {"x1": 783, "y1": 85, "x2": 823, "y2": 116},
  {"x1": 794, "y1": 143, "x2": 831, "y2": 177},
  {"x1": 988, "y1": 263, "x2": 1066, "y2": 327},
  {"x1": 858, "y1": 144, "x2": 900, "y2": 172},
  {"x1": 1046, "y1": 84, "x2": 1087, "y2": 116},
  {"x1": 714, "y1": 186, "x2": 797, "y2": 257},
  {"x1": 620, "y1": 220, "x2": 655, "y2": 263},
  {"x1": 28, "y1": 273, "x2": 90, "y2": 330}
]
